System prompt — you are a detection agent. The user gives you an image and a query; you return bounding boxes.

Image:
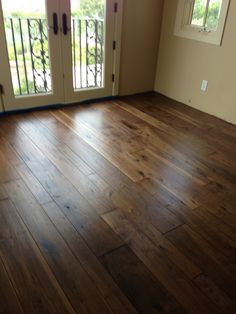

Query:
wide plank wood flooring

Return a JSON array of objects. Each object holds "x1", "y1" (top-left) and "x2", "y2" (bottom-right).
[{"x1": 0, "y1": 92, "x2": 236, "y2": 313}]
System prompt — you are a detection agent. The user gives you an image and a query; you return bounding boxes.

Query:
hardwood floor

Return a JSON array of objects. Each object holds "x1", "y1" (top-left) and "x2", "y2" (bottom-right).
[{"x1": 0, "y1": 92, "x2": 236, "y2": 313}]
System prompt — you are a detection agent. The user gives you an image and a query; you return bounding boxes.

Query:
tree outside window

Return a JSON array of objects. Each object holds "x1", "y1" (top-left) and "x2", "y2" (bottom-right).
[{"x1": 191, "y1": 0, "x2": 222, "y2": 30}]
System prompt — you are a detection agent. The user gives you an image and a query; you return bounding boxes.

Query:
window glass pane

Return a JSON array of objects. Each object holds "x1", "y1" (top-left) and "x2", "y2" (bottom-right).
[
  {"x1": 206, "y1": 0, "x2": 222, "y2": 30},
  {"x1": 191, "y1": 0, "x2": 208, "y2": 26}
]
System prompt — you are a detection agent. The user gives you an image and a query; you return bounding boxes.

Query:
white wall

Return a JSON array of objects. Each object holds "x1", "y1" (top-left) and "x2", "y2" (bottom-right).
[{"x1": 155, "y1": 0, "x2": 236, "y2": 125}]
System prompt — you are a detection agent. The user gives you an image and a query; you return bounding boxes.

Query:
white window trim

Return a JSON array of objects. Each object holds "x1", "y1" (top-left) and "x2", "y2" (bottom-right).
[{"x1": 174, "y1": 0, "x2": 230, "y2": 45}]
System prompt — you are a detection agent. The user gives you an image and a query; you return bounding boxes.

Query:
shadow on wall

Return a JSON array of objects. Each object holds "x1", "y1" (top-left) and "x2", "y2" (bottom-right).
[{"x1": 155, "y1": 0, "x2": 236, "y2": 125}]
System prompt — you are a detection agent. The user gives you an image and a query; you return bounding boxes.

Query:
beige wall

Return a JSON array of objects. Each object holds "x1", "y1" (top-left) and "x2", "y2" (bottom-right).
[
  {"x1": 155, "y1": 0, "x2": 236, "y2": 125},
  {"x1": 119, "y1": 0, "x2": 163, "y2": 96}
]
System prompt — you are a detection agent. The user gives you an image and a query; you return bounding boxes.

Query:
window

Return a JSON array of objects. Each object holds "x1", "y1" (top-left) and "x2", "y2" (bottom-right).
[
  {"x1": 191, "y1": 0, "x2": 222, "y2": 30},
  {"x1": 174, "y1": 0, "x2": 230, "y2": 45}
]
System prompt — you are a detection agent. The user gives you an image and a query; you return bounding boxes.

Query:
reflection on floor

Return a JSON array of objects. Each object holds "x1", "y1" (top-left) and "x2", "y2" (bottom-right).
[{"x1": 0, "y1": 92, "x2": 236, "y2": 313}]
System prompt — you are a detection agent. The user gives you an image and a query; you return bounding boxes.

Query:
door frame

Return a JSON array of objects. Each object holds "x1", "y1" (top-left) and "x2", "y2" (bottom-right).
[
  {"x1": 0, "y1": 0, "x2": 65, "y2": 111},
  {"x1": 60, "y1": 0, "x2": 123, "y2": 104},
  {"x1": 0, "y1": 91, "x2": 4, "y2": 112},
  {"x1": 112, "y1": 0, "x2": 123, "y2": 96},
  {"x1": 0, "y1": 0, "x2": 123, "y2": 112}
]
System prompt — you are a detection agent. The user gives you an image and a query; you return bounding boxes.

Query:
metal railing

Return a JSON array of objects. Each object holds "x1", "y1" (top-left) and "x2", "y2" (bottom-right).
[
  {"x1": 72, "y1": 18, "x2": 104, "y2": 90},
  {"x1": 4, "y1": 17, "x2": 104, "y2": 96},
  {"x1": 5, "y1": 17, "x2": 51, "y2": 96}
]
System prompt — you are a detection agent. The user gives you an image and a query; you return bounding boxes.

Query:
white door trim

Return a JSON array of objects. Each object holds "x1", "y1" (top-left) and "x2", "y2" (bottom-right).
[
  {"x1": 0, "y1": 0, "x2": 123, "y2": 111},
  {"x1": 0, "y1": 0, "x2": 64, "y2": 111},
  {"x1": 112, "y1": 0, "x2": 123, "y2": 96}
]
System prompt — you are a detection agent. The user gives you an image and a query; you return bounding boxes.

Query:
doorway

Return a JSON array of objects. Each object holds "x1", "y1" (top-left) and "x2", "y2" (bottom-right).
[{"x1": 0, "y1": 0, "x2": 121, "y2": 111}]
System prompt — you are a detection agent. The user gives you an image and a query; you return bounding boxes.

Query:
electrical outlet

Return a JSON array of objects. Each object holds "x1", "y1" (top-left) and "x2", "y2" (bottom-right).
[{"x1": 201, "y1": 80, "x2": 208, "y2": 92}]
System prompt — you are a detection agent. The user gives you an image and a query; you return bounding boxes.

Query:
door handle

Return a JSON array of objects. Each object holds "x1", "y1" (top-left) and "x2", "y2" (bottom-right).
[
  {"x1": 53, "y1": 13, "x2": 59, "y2": 35},
  {"x1": 62, "y1": 13, "x2": 71, "y2": 35}
]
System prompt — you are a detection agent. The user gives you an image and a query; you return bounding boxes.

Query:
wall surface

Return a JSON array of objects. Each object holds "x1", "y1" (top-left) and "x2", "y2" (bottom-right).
[
  {"x1": 119, "y1": 0, "x2": 163, "y2": 96},
  {"x1": 155, "y1": 0, "x2": 236, "y2": 125}
]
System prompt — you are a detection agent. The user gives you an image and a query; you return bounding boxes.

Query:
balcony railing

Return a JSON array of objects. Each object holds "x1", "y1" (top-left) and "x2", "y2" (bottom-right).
[
  {"x1": 72, "y1": 18, "x2": 104, "y2": 90},
  {"x1": 4, "y1": 17, "x2": 104, "y2": 96}
]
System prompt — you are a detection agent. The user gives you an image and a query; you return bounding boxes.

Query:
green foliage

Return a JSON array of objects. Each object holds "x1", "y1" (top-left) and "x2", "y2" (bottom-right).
[
  {"x1": 192, "y1": 0, "x2": 206, "y2": 26},
  {"x1": 206, "y1": 1, "x2": 221, "y2": 29},
  {"x1": 72, "y1": 41, "x2": 103, "y2": 65},
  {"x1": 11, "y1": 10, "x2": 44, "y2": 18},
  {"x1": 4, "y1": 2, "x2": 105, "y2": 94},
  {"x1": 14, "y1": 78, "x2": 35, "y2": 95},
  {"x1": 191, "y1": 0, "x2": 221, "y2": 30},
  {"x1": 72, "y1": 0, "x2": 104, "y2": 19}
]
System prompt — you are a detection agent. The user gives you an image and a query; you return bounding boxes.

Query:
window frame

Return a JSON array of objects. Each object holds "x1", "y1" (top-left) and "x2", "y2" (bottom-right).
[{"x1": 174, "y1": 0, "x2": 230, "y2": 45}]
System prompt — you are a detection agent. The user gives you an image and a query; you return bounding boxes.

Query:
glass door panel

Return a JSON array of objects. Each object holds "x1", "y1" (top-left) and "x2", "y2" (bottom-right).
[
  {"x1": 2, "y1": 0, "x2": 52, "y2": 96},
  {"x1": 61, "y1": 0, "x2": 115, "y2": 103},
  {"x1": 0, "y1": 0, "x2": 63, "y2": 111},
  {"x1": 71, "y1": 0, "x2": 105, "y2": 90}
]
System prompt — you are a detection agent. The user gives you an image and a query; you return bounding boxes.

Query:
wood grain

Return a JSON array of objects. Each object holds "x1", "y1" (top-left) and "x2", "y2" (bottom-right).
[
  {"x1": 0, "y1": 200, "x2": 73, "y2": 313},
  {"x1": 0, "y1": 92, "x2": 236, "y2": 313}
]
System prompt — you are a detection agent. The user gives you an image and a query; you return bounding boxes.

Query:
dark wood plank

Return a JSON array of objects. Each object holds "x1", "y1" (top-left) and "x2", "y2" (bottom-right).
[
  {"x1": 165, "y1": 224, "x2": 236, "y2": 303},
  {"x1": 15, "y1": 114, "x2": 120, "y2": 215},
  {"x1": 15, "y1": 163, "x2": 52, "y2": 205},
  {"x1": 4, "y1": 179, "x2": 114, "y2": 313},
  {"x1": 118, "y1": 98, "x2": 236, "y2": 192},
  {"x1": 1, "y1": 118, "x2": 124, "y2": 257},
  {"x1": 129, "y1": 148, "x2": 203, "y2": 208},
  {"x1": 0, "y1": 199, "x2": 74, "y2": 313},
  {"x1": 101, "y1": 245, "x2": 187, "y2": 314},
  {"x1": 0, "y1": 136, "x2": 23, "y2": 167},
  {"x1": 0, "y1": 257, "x2": 24, "y2": 314},
  {"x1": 203, "y1": 202, "x2": 236, "y2": 230},
  {"x1": 31, "y1": 110, "x2": 123, "y2": 187},
  {"x1": 26, "y1": 159, "x2": 124, "y2": 257},
  {"x1": 0, "y1": 150, "x2": 19, "y2": 183},
  {"x1": 193, "y1": 274, "x2": 236, "y2": 314},
  {"x1": 0, "y1": 184, "x2": 8, "y2": 200},
  {"x1": 50, "y1": 109, "x2": 145, "y2": 182},
  {"x1": 148, "y1": 180, "x2": 236, "y2": 266},
  {"x1": 43, "y1": 201, "x2": 137, "y2": 314},
  {"x1": 105, "y1": 186, "x2": 182, "y2": 237},
  {"x1": 184, "y1": 207, "x2": 236, "y2": 265},
  {"x1": 102, "y1": 209, "x2": 221, "y2": 314}
]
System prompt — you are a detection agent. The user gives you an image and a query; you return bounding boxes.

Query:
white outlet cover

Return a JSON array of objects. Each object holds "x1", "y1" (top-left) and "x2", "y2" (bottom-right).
[{"x1": 201, "y1": 80, "x2": 208, "y2": 92}]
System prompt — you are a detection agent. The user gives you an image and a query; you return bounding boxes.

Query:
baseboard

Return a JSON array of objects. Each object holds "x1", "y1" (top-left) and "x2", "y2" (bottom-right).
[
  {"x1": 0, "y1": 95, "x2": 118, "y2": 116},
  {"x1": 152, "y1": 90, "x2": 236, "y2": 127}
]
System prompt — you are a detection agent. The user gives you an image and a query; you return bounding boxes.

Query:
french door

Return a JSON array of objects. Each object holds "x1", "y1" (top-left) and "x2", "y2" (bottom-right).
[{"x1": 0, "y1": 0, "x2": 120, "y2": 111}]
